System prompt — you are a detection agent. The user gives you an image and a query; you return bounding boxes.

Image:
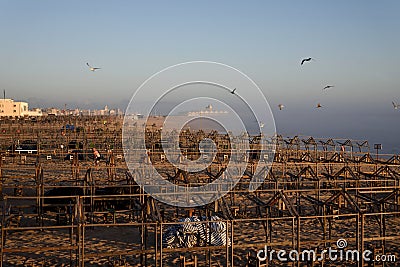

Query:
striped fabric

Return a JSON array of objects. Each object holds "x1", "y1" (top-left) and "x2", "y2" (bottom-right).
[{"x1": 162, "y1": 216, "x2": 231, "y2": 248}]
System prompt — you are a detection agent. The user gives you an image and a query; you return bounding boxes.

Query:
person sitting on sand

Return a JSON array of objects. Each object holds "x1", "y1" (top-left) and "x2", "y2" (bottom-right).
[{"x1": 92, "y1": 148, "x2": 101, "y2": 165}]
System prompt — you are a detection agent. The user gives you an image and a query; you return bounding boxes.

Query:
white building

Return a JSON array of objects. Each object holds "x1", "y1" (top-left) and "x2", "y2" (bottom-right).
[
  {"x1": 43, "y1": 107, "x2": 62, "y2": 116},
  {"x1": 25, "y1": 108, "x2": 43, "y2": 117},
  {"x1": 187, "y1": 104, "x2": 228, "y2": 116},
  {"x1": 0, "y1": 99, "x2": 42, "y2": 117}
]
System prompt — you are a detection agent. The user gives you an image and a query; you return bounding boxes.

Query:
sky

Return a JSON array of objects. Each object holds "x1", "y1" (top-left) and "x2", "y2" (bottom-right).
[{"x1": 1, "y1": 1, "x2": 400, "y2": 153}]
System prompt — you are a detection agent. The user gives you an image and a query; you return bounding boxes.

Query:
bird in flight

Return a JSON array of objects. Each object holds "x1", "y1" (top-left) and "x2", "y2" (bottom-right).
[
  {"x1": 316, "y1": 103, "x2": 322, "y2": 108},
  {"x1": 392, "y1": 101, "x2": 400, "y2": 110},
  {"x1": 301, "y1": 57, "x2": 314, "y2": 65},
  {"x1": 230, "y1": 88, "x2": 236, "y2": 94},
  {"x1": 323, "y1": 85, "x2": 334, "y2": 91},
  {"x1": 278, "y1": 104, "x2": 285, "y2": 110},
  {"x1": 86, "y1": 62, "x2": 101, "y2": 72}
]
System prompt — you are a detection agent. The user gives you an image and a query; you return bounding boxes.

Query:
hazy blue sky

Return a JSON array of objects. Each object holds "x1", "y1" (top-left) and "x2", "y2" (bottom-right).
[{"x1": 1, "y1": 1, "x2": 400, "y2": 153}]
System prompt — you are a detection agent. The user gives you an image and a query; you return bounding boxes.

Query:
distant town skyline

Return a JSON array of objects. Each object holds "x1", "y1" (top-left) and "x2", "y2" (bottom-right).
[{"x1": 0, "y1": 97, "x2": 123, "y2": 117}]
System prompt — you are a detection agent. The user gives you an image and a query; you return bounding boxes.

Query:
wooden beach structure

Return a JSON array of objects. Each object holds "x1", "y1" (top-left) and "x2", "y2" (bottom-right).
[{"x1": 0, "y1": 116, "x2": 399, "y2": 266}]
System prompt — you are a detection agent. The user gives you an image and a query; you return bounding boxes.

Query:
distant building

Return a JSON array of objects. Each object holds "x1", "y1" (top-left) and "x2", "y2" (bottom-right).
[
  {"x1": 101, "y1": 105, "x2": 109, "y2": 116},
  {"x1": 25, "y1": 108, "x2": 43, "y2": 117},
  {"x1": 43, "y1": 107, "x2": 61, "y2": 116},
  {"x1": 91, "y1": 105, "x2": 114, "y2": 116},
  {"x1": 0, "y1": 99, "x2": 42, "y2": 117},
  {"x1": 80, "y1": 109, "x2": 91, "y2": 116},
  {"x1": 187, "y1": 104, "x2": 228, "y2": 116},
  {"x1": 27, "y1": 104, "x2": 122, "y2": 117}
]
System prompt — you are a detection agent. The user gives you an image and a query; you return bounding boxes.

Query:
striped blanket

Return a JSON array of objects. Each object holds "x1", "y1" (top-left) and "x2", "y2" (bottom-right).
[{"x1": 162, "y1": 215, "x2": 231, "y2": 248}]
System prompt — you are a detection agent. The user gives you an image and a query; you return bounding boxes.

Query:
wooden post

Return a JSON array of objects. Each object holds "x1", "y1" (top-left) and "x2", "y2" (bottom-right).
[
  {"x1": 297, "y1": 217, "x2": 301, "y2": 267},
  {"x1": 380, "y1": 203, "x2": 386, "y2": 251},
  {"x1": 160, "y1": 223, "x2": 163, "y2": 267},
  {"x1": 292, "y1": 217, "x2": 296, "y2": 267},
  {"x1": 1, "y1": 197, "x2": 6, "y2": 267},
  {"x1": 231, "y1": 221, "x2": 234, "y2": 267},
  {"x1": 360, "y1": 214, "x2": 365, "y2": 267}
]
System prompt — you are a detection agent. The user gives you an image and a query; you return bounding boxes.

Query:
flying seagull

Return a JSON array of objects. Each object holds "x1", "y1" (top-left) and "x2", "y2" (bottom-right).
[
  {"x1": 392, "y1": 101, "x2": 400, "y2": 110},
  {"x1": 86, "y1": 62, "x2": 101, "y2": 72},
  {"x1": 323, "y1": 85, "x2": 334, "y2": 91},
  {"x1": 230, "y1": 88, "x2": 236, "y2": 94},
  {"x1": 278, "y1": 104, "x2": 285, "y2": 110},
  {"x1": 259, "y1": 122, "x2": 265, "y2": 128},
  {"x1": 316, "y1": 103, "x2": 322, "y2": 108},
  {"x1": 301, "y1": 57, "x2": 314, "y2": 65}
]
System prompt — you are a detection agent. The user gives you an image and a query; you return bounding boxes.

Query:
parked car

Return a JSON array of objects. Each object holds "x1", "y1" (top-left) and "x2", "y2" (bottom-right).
[
  {"x1": 61, "y1": 124, "x2": 75, "y2": 132},
  {"x1": 7, "y1": 140, "x2": 38, "y2": 154}
]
